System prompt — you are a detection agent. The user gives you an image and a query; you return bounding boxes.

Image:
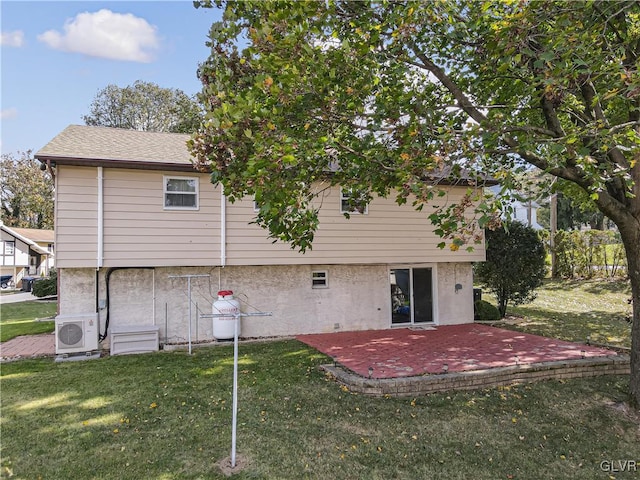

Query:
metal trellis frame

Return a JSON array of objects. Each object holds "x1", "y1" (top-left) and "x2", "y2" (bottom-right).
[{"x1": 168, "y1": 274, "x2": 211, "y2": 354}]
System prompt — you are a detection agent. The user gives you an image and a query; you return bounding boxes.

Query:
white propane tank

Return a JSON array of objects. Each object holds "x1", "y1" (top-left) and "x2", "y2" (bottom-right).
[{"x1": 212, "y1": 290, "x2": 240, "y2": 340}]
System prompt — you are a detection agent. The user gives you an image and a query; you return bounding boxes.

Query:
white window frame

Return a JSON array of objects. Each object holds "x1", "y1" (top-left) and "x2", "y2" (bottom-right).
[
  {"x1": 340, "y1": 187, "x2": 369, "y2": 214},
  {"x1": 312, "y1": 270, "x2": 329, "y2": 289},
  {"x1": 163, "y1": 176, "x2": 199, "y2": 210}
]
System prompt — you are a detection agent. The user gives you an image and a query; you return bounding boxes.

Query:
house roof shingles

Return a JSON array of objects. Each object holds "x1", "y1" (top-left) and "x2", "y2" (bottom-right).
[
  {"x1": 35, "y1": 124, "x2": 497, "y2": 186},
  {"x1": 11, "y1": 228, "x2": 54, "y2": 244},
  {"x1": 35, "y1": 125, "x2": 194, "y2": 171},
  {"x1": 0, "y1": 224, "x2": 52, "y2": 255}
]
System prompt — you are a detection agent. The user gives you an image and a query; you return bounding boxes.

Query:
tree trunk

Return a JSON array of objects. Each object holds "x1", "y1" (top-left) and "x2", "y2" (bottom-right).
[
  {"x1": 618, "y1": 223, "x2": 640, "y2": 408},
  {"x1": 498, "y1": 288, "x2": 508, "y2": 318}
]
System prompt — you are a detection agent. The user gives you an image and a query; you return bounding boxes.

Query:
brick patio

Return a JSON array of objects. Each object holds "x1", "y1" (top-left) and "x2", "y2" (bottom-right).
[
  {"x1": 296, "y1": 324, "x2": 617, "y2": 379},
  {"x1": 0, "y1": 333, "x2": 55, "y2": 362}
]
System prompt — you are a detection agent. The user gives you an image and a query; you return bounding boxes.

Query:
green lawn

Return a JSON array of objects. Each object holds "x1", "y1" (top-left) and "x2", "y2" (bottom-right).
[
  {"x1": 1, "y1": 280, "x2": 639, "y2": 479},
  {"x1": 2, "y1": 342, "x2": 639, "y2": 480},
  {"x1": 0, "y1": 301, "x2": 57, "y2": 342},
  {"x1": 492, "y1": 279, "x2": 632, "y2": 348}
]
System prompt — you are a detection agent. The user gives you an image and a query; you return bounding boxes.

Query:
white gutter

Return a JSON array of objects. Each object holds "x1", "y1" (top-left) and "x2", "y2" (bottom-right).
[
  {"x1": 220, "y1": 188, "x2": 226, "y2": 267},
  {"x1": 97, "y1": 167, "x2": 104, "y2": 268}
]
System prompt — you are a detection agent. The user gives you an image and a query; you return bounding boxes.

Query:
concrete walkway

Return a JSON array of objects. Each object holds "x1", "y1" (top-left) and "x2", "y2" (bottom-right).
[{"x1": 0, "y1": 291, "x2": 41, "y2": 304}]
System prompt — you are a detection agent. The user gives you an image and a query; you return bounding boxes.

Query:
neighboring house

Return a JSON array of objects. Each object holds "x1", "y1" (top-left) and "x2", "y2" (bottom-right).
[
  {"x1": 512, "y1": 200, "x2": 543, "y2": 230},
  {"x1": 0, "y1": 222, "x2": 55, "y2": 286},
  {"x1": 11, "y1": 227, "x2": 56, "y2": 274},
  {"x1": 489, "y1": 185, "x2": 543, "y2": 230},
  {"x1": 35, "y1": 125, "x2": 489, "y2": 347}
]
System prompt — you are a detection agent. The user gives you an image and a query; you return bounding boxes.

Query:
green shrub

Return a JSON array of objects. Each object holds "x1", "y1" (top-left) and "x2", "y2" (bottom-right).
[
  {"x1": 553, "y1": 229, "x2": 627, "y2": 279},
  {"x1": 553, "y1": 230, "x2": 576, "y2": 278},
  {"x1": 474, "y1": 299, "x2": 501, "y2": 321},
  {"x1": 474, "y1": 221, "x2": 547, "y2": 317},
  {"x1": 32, "y1": 270, "x2": 57, "y2": 298}
]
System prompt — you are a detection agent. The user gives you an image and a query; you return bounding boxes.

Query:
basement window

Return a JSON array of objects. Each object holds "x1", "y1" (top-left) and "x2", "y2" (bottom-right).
[
  {"x1": 312, "y1": 270, "x2": 328, "y2": 288},
  {"x1": 164, "y1": 176, "x2": 199, "y2": 210}
]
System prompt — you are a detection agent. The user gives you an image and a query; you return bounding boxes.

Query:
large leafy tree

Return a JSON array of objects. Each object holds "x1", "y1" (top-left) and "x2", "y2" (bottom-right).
[
  {"x1": 83, "y1": 80, "x2": 202, "y2": 133},
  {"x1": 0, "y1": 150, "x2": 54, "y2": 229},
  {"x1": 190, "y1": 1, "x2": 640, "y2": 406}
]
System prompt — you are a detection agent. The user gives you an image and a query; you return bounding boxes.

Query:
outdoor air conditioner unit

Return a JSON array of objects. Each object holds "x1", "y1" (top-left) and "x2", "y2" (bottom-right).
[{"x1": 55, "y1": 313, "x2": 100, "y2": 354}]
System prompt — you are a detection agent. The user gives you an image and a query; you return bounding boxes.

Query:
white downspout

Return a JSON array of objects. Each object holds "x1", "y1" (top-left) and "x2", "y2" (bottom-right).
[
  {"x1": 97, "y1": 167, "x2": 104, "y2": 268},
  {"x1": 220, "y1": 188, "x2": 226, "y2": 267},
  {"x1": 152, "y1": 268, "x2": 156, "y2": 326}
]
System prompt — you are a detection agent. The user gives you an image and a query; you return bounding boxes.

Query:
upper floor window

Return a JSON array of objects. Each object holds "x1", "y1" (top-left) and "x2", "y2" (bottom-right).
[
  {"x1": 340, "y1": 188, "x2": 369, "y2": 214},
  {"x1": 4, "y1": 241, "x2": 15, "y2": 255},
  {"x1": 164, "y1": 176, "x2": 199, "y2": 210}
]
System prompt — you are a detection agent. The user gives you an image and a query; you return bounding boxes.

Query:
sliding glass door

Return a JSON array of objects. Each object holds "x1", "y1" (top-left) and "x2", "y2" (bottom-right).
[{"x1": 390, "y1": 267, "x2": 434, "y2": 324}]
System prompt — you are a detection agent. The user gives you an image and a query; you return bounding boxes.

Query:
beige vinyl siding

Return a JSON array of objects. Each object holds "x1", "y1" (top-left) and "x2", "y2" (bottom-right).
[
  {"x1": 102, "y1": 169, "x2": 220, "y2": 267},
  {"x1": 56, "y1": 166, "x2": 485, "y2": 268},
  {"x1": 55, "y1": 167, "x2": 99, "y2": 267},
  {"x1": 226, "y1": 185, "x2": 486, "y2": 265}
]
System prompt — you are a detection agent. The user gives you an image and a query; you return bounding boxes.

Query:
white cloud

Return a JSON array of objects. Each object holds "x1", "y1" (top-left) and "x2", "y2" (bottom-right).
[
  {"x1": 1, "y1": 30, "x2": 25, "y2": 47},
  {"x1": 37, "y1": 9, "x2": 159, "y2": 63},
  {"x1": 1, "y1": 108, "x2": 18, "y2": 120}
]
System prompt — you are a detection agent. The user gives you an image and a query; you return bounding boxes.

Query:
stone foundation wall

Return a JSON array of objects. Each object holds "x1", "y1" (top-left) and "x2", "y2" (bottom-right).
[{"x1": 57, "y1": 262, "x2": 475, "y2": 342}]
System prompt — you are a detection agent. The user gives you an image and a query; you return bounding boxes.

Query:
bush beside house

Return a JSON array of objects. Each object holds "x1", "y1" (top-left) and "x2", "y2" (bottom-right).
[
  {"x1": 32, "y1": 270, "x2": 57, "y2": 298},
  {"x1": 474, "y1": 221, "x2": 547, "y2": 318},
  {"x1": 474, "y1": 299, "x2": 501, "y2": 321}
]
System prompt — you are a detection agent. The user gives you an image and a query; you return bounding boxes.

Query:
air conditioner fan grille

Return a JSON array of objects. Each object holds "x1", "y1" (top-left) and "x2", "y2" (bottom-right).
[{"x1": 58, "y1": 322, "x2": 84, "y2": 348}]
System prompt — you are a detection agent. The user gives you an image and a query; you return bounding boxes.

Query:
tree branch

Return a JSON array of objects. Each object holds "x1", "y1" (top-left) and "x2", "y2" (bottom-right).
[
  {"x1": 580, "y1": 80, "x2": 608, "y2": 126},
  {"x1": 539, "y1": 93, "x2": 566, "y2": 137},
  {"x1": 406, "y1": 42, "x2": 488, "y2": 126},
  {"x1": 502, "y1": 125, "x2": 560, "y2": 138},
  {"x1": 403, "y1": 37, "x2": 599, "y2": 195}
]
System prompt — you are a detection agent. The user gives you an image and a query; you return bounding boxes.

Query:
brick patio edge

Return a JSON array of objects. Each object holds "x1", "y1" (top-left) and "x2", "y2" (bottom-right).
[{"x1": 320, "y1": 355, "x2": 631, "y2": 397}]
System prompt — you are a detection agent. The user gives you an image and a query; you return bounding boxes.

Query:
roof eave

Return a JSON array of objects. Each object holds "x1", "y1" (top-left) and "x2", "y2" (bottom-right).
[
  {"x1": 433, "y1": 177, "x2": 500, "y2": 187},
  {"x1": 34, "y1": 154, "x2": 205, "y2": 173},
  {"x1": 0, "y1": 224, "x2": 52, "y2": 255}
]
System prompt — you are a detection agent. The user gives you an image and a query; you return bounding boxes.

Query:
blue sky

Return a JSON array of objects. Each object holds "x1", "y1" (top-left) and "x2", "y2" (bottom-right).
[{"x1": 1, "y1": 1, "x2": 223, "y2": 155}]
